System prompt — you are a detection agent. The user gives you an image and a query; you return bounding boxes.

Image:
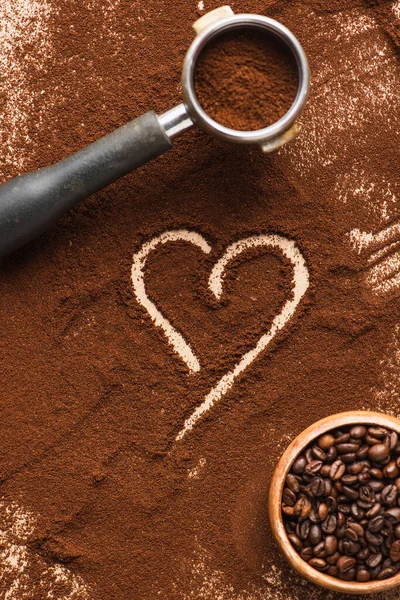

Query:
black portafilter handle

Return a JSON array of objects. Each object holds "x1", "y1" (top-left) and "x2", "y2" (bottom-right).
[{"x1": 0, "y1": 111, "x2": 174, "y2": 258}]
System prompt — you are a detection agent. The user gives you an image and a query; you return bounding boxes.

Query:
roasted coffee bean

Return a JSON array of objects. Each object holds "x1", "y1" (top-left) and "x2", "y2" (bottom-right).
[
  {"x1": 336, "y1": 525, "x2": 345, "y2": 540},
  {"x1": 326, "y1": 446, "x2": 337, "y2": 462},
  {"x1": 320, "y1": 465, "x2": 331, "y2": 477},
  {"x1": 350, "y1": 425, "x2": 367, "y2": 438},
  {"x1": 327, "y1": 565, "x2": 338, "y2": 577},
  {"x1": 342, "y1": 485, "x2": 359, "y2": 501},
  {"x1": 318, "y1": 503, "x2": 328, "y2": 521},
  {"x1": 334, "y1": 481, "x2": 343, "y2": 493},
  {"x1": 344, "y1": 528, "x2": 359, "y2": 542},
  {"x1": 309, "y1": 558, "x2": 327, "y2": 571},
  {"x1": 341, "y1": 452, "x2": 357, "y2": 464},
  {"x1": 335, "y1": 433, "x2": 350, "y2": 444},
  {"x1": 356, "y1": 444, "x2": 369, "y2": 460},
  {"x1": 368, "y1": 444, "x2": 390, "y2": 462},
  {"x1": 366, "y1": 530, "x2": 382, "y2": 546},
  {"x1": 337, "y1": 512, "x2": 346, "y2": 527},
  {"x1": 323, "y1": 478, "x2": 332, "y2": 496},
  {"x1": 305, "y1": 448, "x2": 314, "y2": 463},
  {"x1": 351, "y1": 503, "x2": 364, "y2": 520},
  {"x1": 322, "y1": 514, "x2": 337, "y2": 535},
  {"x1": 369, "y1": 480, "x2": 384, "y2": 492},
  {"x1": 309, "y1": 524, "x2": 322, "y2": 545},
  {"x1": 384, "y1": 461, "x2": 400, "y2": 479},
  {"x1": 282, "y1": 504, "x2": 295, "y2": 516},
  {"x1": 326, "y1": 552, "x2": 340, "y2": 565},
  {"x1": 294, "y1": 496, "x2": 312, "y2": 520},
  {"x1": 381, "y1": 484, "x2": 397, "y2": 506},
  {"x1": 357, "y1": 547, "x2": 370, "y2": 561},
  {"x1": 369, "y1": 427, "x2": 387, "y2": 439},
  {"x1": 330, "y1": 460, "x2": 345, "y2": 481},
  {"x1": 312, "y1": 445, "x2": 327, "y2": 461},
  {"x1": 395, "y1": 477, "x2": 400, "y2": 491},
  {"x1": 310, "y1": 477, "x2": 325, "y2": 497},
  {"x1": 348, "y1": 462, "x2": 365, "y2": 475},
  {"x1": 341, "y1": 475, "x2": 358, "y2": 486},
  {"x1": 386, "y1": 431, "x2": 399, "y2": 450},
  {"x1": 370, "y1": 565, "x2": 381, "y2": 579},
  {"x1": 313, "y1": 541, "x2": 326, "y2": 558},
  {"x1": 378, "y1": 566, "x2": 398, "y2": 579},
  {"x1": 359, "y1": 485, "x2": 375, "y2": 503},
  {"x1": 356, "y1": 568, "x2": 371, "y2": 582},
  {"x1": 336, "y1": 443, "x2": 360, "y2": 455},
  {"x1": 288, "y1": 534, "x2": 303, "y2": 552},
  {"x1": 395, "y1": 524, "x2": 400, "y2": 539},
  {"x1": 367, "y1": 552, "x2": 383, "y2": 568},
  {"x1": 368, "y1": 515, "x2": 384, "y2": 533},
  {"x1": 300, "y1": 546, "x2": 313, "y2": 562},
  {"x1": 305, "y1": 460, "x2": 323, "y2": 476},
  {"x1": 348, "y1": 522, "x2": 365, "y2": 538},
  {"x1": 366, "y1": 436, "x2": 381, "y2": 446},
  {"x1": 318, "y1": 433, "x2": 335, "y2": 450},
  {"x1": 309, "y1": 508, "x2": 320, "y2": 524},
  {"x1": 358, "y1": 471, "x2": 371, "y2": 484},
  {"x1": 325, "y1": 535, "x2": 338, "y2": 556},
  {"x1": 390, "y1": 540, "x2": 400, "y2": 562},
  {"x1": 337, "y1": 555, "x2": 356, "y2": 573},
  {"x1": 339, "y1": 568, "x2": 356, "y2": 581},
  {"x1": 370, "y1": 468, "x2": 384, "y2": 480},
  {"x1": 286, "y1": 474, "x2": 300, "y2": 493},
  {"x1": 282, "y1": 488, "x2": 297, "y2": 506},
  {"x1": 293, "y1": 456, "x2": 307, "y2": 474},
  {"x1": 326, "y1": 497, "x2": 337, "y2": 514},
  {"x1": 338, "y1": 503, "x2": 352, "y2": 516},
  {"x1": 297, "y1": 519, "x2": 310, "y2": 540},
  {"x1": 366, "y1": 503, "x2": 382, "y2": 518},
  {"x1": 346, "y1": 540, "x2": 361, "y2": 555},
  {"x1": 385, "y1": 508, "x2": 400, "y2": 523}
]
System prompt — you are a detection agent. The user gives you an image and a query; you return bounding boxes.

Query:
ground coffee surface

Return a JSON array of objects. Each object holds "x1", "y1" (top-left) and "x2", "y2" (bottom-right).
[
  {"x1": 194, "y1": 28, "x2": 298, "y2": 130},
  {"x1": 0, "y1": 1, "x2": 399, "y2": 599}
]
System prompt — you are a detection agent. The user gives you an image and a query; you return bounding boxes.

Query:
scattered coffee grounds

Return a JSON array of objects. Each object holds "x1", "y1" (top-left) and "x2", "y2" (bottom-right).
[
  {"x1": 194, "y1": 28, "x2": 298, "y2": 130},
  {"x1": 283, "y1": 424, "x2": 400, "y2": 583},
  {"x1": 0, "y1": 1, "x2": 399, "y2": 600}
]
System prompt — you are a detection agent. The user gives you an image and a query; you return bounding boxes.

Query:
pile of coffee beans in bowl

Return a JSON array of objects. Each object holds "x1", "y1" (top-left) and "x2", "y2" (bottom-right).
[{"x1": 282, "y1": 424, "x2": 400, "y2": 582}]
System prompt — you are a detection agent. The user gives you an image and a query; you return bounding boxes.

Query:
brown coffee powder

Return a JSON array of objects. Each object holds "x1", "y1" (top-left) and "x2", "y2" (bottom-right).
[
  {"x1": 194, "y1": 28, "x2": 298, "y2": 130},
  {"x1": 0, "y1": 1, "x2": 399, "y2": 600}
]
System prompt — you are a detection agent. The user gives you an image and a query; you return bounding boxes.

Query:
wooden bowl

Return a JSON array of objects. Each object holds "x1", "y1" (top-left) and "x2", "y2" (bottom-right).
[{"x1": 269, "y1": 411, "x2": 400, "y2": 595}]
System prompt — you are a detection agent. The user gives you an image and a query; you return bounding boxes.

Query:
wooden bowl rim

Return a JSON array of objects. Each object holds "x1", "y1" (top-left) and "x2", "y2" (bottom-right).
[{"x1": 269, "y1": 411, "x2": 400, "y2": 595}]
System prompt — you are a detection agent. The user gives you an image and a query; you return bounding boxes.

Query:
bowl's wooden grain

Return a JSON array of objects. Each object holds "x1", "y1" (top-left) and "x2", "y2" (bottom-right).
[{"x1": 269, "y1": 411, "x2": 400, "y2": 595}]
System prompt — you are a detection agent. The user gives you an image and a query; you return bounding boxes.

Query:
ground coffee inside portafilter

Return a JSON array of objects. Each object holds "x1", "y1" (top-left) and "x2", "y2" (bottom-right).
[
  {"x1": 283, "y1": 425, "x2": 400, "y2": 583},
  {"x1": 194, "y1": 28, "x2": 298, "y2": 131}
]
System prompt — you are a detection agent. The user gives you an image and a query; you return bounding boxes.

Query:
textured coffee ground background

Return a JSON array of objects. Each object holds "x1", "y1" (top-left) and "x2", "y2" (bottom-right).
[{"x1": 0, "y1": 1, "x2": 399, "y2": 599}]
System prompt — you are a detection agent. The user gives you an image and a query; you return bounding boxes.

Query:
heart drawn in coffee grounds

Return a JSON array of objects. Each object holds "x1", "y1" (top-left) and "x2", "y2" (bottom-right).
[{"x1": 131, "y1": 230, "x2": 309, "y2": 441}]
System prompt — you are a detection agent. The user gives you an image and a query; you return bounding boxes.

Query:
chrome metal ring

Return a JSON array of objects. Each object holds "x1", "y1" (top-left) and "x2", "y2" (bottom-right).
[{"x1": 181, "y1": 14, "x2": 309, "y2": 147}]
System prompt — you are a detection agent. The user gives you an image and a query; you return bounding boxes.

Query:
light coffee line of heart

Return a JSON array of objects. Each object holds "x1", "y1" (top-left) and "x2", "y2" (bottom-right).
[{"x1": 132, "y1": 229, "x2": 309, "y2": 441}]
